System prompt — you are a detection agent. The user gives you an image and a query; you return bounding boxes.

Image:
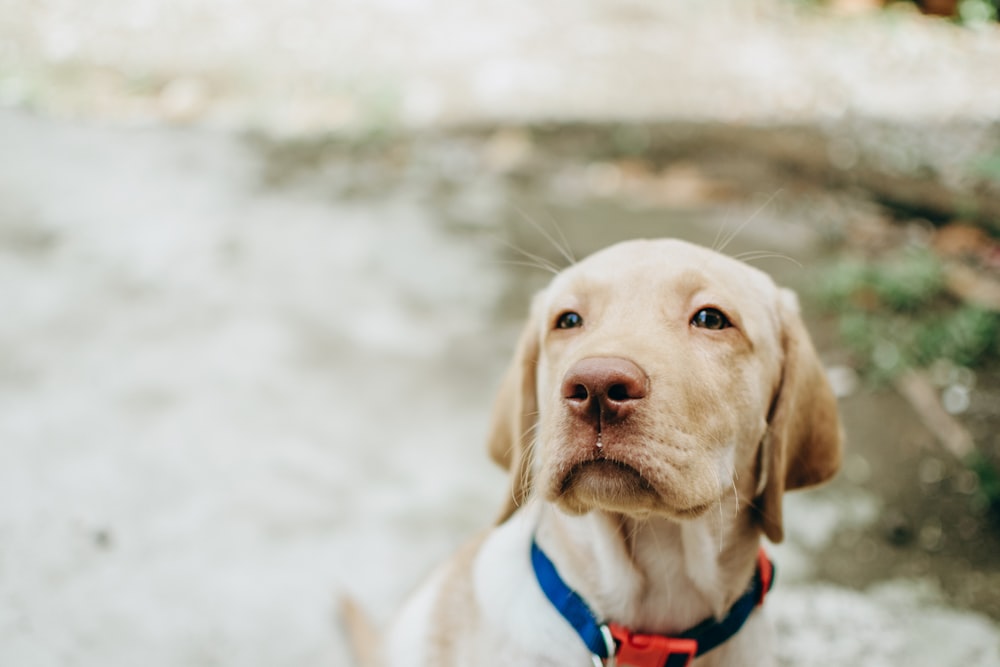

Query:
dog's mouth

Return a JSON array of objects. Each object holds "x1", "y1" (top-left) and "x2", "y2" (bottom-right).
[
  {"x1": 557, "y1": 459, "x2": 661, "y2": 515},
  {"x1": 554, "y1": 456, "x2": 717, "y2": 519},
  {"x1": 561, "y1": 459, "x2": 653, "y2": 491}
]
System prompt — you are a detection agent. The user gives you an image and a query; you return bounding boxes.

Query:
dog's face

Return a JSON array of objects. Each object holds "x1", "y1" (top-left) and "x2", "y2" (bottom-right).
[
  {"x1": 488, "y1": 239, "x2": 842, "y2": 542},
  {"x1": 535, "y1": 240, "x2": 783, "y2": 521}
]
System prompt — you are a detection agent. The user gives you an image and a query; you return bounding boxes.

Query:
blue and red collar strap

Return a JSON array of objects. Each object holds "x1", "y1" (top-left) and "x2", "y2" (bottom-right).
[{"x1": 530, "y1": 538, "x2": 774, "y2": 667}]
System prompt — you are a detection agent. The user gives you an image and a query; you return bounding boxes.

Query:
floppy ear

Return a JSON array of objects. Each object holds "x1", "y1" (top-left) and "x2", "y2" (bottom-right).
[
  {"x1": 487, "y1": 310, "x2": 541, "y2": 524},
  {"x1": 755, "y1": 289, "x2": 843, "y2": 543}
]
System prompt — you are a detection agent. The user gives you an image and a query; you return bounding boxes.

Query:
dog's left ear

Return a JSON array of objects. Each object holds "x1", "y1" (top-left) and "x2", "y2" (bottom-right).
[
  {"x1": 486, "y1": 302, "x2": 541, "y2": 524},
  {"x1": 755, "y1": 289, "x2": 843, "y2": 543}
]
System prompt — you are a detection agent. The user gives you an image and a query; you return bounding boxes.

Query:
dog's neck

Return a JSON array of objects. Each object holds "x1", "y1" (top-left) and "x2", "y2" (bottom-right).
[{"x1": 535, "y1": 499, "x2": 761, "y2": 636}]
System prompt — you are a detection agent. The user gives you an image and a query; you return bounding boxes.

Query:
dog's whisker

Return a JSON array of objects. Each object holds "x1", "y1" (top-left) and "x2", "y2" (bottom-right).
[
  {"x1": 712, "y1": 466, "x2": 726, "y2": 555},
  {"x1": 489, "y1": 234, "x2": 562, "y2": 274},
  {"x1": 517, "y1": 439, "x2": 538, "y2": 505},
  {"x1": 490, "y1": 258, "x2": 560, "y2": 275},
  {"x1": 716, "y1": 189, "x2": 784, "y2": 254},
  {"x1": 711, "y1": 205, "x2": 738, "y2": 252},
  {"x1": 731, "y1": 251, "x2": 803, "y2": 268},
  {"x1": 731, "y1": 468, "x2": 741, "y2": 518},
  {"x1": 716, "y1": 500, "x2": 725, "y2": 555},
  {"x1": 542, "y1": 211, "x2": 576, "y2": 266},
  {"x1": 513, "y1": 205, "x2": 576, "y2": 268}
]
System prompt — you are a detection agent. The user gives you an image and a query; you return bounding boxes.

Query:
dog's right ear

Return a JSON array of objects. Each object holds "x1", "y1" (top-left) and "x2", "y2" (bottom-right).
[
  {"x1": 487, "y1": 304, "x2": 541, "y2": 524},
  {"x1": 755, "y1": 289, "x2": 843, "y2": 543}
]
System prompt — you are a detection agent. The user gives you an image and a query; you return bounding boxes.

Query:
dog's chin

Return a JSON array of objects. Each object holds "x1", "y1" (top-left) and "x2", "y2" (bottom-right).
[
  {"x1": 552, "y1": 460, "x2": 657, "y2": 517},
  {"x1": 553, "y1": 460, "x2": 715, "y2": 520}
]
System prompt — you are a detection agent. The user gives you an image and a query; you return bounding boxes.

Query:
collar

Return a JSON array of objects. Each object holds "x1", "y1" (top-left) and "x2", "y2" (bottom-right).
[{"x1": 530, "y1": 538, "x2": 774, "y2": 667}]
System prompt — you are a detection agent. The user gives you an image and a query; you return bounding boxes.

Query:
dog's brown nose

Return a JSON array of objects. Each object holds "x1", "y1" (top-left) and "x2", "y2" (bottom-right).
[{"x1": 562, "y1": 357, "x2": 648, "y2": 423}]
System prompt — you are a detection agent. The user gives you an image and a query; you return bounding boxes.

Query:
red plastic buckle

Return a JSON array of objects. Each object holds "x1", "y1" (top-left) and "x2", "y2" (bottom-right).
[
  {"x1": 756, "y1": 547, "x2": 773, "y2": 606},
  {"x1": 607, "y1": 623, "x2": 698, "y2": 667}
]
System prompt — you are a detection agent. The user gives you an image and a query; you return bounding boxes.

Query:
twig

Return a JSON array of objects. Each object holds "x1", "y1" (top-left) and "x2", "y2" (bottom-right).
[{"x1": 893, "y1": 370, "x2": 974, "y2": 459}]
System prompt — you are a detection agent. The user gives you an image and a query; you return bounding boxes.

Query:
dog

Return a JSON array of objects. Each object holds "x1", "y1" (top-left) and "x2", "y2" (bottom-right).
[{"x1": 346, "y1": 238, "x2": 842, "y2": 667}]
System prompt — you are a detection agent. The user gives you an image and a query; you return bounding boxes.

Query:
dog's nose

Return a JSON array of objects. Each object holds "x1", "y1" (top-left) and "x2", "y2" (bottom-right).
[{"x1": 562, "y1": 357, "x2": 648, "y2": 422}]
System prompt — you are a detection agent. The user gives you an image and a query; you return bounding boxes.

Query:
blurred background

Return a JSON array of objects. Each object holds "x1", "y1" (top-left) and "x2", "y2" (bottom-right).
[{"x1": 2, "y1": 0, "x2": 1000, "y2": 665}]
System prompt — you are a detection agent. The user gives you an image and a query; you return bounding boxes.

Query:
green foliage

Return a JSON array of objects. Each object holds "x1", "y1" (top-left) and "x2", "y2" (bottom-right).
[
  {"x1": 819, "y1": 248, "x2": 1000, "y2": 379},
  {"x1": 973, "y1": 153, "x2": 1000, "y2": 183},
  {"x1": 822, "y1": 249, "x2": 1000, "y2": 510},
  {"x1": 821, "y1": 249, "x2": 944, "y2": 313},
  {"x1": 915, "y1": 306, "x2": 1000, "y2": 367},
  {"x1": 968, "y1": 451, "x2": 1000, "y2": 515},
  {"x1": 959, "y1": 0, "x2": 999, "y2": 23}
]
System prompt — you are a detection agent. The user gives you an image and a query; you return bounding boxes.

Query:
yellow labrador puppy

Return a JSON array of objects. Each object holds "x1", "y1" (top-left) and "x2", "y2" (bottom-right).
[{"x1": 366, "y1": 238, "x2": 842, "y2": 667}]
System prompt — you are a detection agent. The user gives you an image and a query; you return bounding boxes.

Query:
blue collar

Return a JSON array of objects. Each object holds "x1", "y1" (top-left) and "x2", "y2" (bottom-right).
[{"x1": 531, "y1": 538, "x2": 774, "y2": 667}]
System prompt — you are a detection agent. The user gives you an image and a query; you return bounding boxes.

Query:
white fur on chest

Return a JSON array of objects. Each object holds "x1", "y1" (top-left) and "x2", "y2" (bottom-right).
[
  {"x1": 471, "y1": 504, "x2": 594, "y2": 666},
  {"x1": 383, "y1": 562, "x2": 447, "y2": 666}
]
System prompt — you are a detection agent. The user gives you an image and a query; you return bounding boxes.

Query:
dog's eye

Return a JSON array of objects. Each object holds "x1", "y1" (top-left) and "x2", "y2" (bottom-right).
[
  {"x1": 555, "y1": 311, "x2": 583, "y2": 330},
  {"x1": 691, "y1": 308, "x2": 730, "y2": 330}
]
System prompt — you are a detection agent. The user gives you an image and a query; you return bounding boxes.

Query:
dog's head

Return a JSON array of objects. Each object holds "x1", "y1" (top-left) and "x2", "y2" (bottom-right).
[{"x1": 487, "y1": 239, "x2": 841, "y2": 543}]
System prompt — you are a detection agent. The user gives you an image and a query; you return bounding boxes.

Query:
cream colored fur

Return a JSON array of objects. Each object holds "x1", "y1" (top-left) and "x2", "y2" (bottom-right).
[{"x1": 368, "y1": 238, "x2": 842, "y2": 667}]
